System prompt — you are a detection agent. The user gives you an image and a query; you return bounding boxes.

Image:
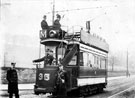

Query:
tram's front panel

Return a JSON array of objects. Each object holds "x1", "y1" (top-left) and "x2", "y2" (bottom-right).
[{"x1": 35, "y1": 67, "x2": 58, "y2": 93}]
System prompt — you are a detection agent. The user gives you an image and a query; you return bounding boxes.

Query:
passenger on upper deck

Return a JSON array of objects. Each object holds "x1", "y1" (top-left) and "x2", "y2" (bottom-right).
[
  {"x1": 53, "y1": 14, "x2": 67, "y2": 39},
  {"x1": 40, "y1": 15, "x2": 49, "y2": 39},
  {"x1": 41, "y1": 15, "x2": 49, "y2": 30},
  {"x1": 53, "y1": 14, "x2": 61, "y2": 30},
  {"x1": 33, "y1": 49, "x2": 54, "y2": 67}
]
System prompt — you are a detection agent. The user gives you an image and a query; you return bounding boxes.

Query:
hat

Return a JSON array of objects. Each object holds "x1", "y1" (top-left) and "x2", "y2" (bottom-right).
[
  {"x1": 43, "y1": 15, "x2": 46, "y2": 18},
  {"x1": 11, "y1": 62, "x2": 16, "y2": 65},
  {"x1": 46, "y1": 49, "x2": 50, "y2": 52},
  {"x1": 56, "y1": 14, "x2": 61, "y2": 19}
]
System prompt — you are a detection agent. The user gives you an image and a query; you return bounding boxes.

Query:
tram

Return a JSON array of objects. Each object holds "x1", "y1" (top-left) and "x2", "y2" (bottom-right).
[{"x1": 33, "y1": 23, "x2": 109, "y2": 96}]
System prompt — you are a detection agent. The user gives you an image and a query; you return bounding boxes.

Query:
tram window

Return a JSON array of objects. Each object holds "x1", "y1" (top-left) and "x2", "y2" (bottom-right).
[
  {"x1": 57, "y1": 47, "x2": 66, "y2": 56},
  {"x1": 65, "y1": 44, "x2": 78, "y2": 66},
  {"x1": 45, "y1": 46, "x2": 56, "y2": 57},
  {"x1": 68, "y1": 55, "x2": 77, "y2": 65},
  {"x1": 83, "y1": 52, "x2": 88, "y2": 67},
  {"x1": 94, "y1": 55, "x2": 100, "y2": 68},
  {"x1": 57, "y1": 47, "x2": 66, "y2": 64},
  {"x1": 45, "y1": 46, "x2": 56, "y2": 66},
  {"x1": 101, "y1": 59, "x2": 106, "y2": 69},
  {"x1": 88, "y1": 53, "x2": 94, "y2": 67},
  {"x1": 97, "y1": 57, "x2": 101, "y2": 68},
  {"x1": 94, "y1": 55, "x2": 96, "y2": 65},
  {"x1": 97, "y1": 57, "x2": 99, "y2": 65},
  {"x1": 80, "y1": 52, "x2": 83, "y2": 66}
]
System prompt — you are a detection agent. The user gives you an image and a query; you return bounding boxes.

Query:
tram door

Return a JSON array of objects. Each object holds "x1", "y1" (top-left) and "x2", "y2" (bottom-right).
[{"x1": 64, "y1": 44, "x2": 79, "y2": 89}]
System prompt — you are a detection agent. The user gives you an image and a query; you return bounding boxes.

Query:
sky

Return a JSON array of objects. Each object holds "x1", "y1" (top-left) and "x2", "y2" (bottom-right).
[{"x1": 0, "y1": 0, "x2": 135, "y2": 68}]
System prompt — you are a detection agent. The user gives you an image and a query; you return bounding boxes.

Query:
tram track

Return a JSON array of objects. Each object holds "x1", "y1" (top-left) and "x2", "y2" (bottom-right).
[
  {"x1": 85, "y1": 76, "x2": 135, "y2": 98},
  {"x1": 107, "y1": 77, "x2": 134, "y2": 91},
  {"x1": 108, "y1": 86, "x2": 135, "y2": 98}
]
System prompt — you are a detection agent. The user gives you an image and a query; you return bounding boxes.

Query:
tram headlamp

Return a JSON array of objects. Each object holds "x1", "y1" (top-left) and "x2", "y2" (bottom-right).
[{"x1": 49, "y1": 30, "x2": 57, "y2": 38}]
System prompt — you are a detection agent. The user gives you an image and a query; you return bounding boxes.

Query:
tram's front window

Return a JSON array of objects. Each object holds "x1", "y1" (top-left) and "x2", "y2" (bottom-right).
[
  {"x1": 65, "y1": 45, "x2": 77, "y2": 66},
  {"x1": 45, "y1": 46, "x2": 56, "y2": 66},
  {"x1": 69, "y1": 55, "x2": 77, "y2": 65},
  {"x1": 57, "y1": 47, "x2": 66, "y2": 64}
]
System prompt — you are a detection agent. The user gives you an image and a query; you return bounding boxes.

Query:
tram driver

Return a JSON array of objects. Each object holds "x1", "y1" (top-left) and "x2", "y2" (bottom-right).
[{"x1": 33, "y1": 49, "x2": 54, "y2": 67}]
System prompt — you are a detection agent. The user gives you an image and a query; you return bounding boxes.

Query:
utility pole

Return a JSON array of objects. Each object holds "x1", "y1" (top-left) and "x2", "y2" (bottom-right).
[
  {"x1": 0, "y1": 1, "x2": 11, "y2": 21},
  {"x1": 126, "y1": 49, "x2": 129, "y2": 77},
  {"x1": 0, "y1": 0, "x2": 1, "y2": 20},
  {"x1": 112, "y1": 56, "x2": 114, "y2": 71},
  {"x1": 52, "y1": 0, "x2": 55, "y2": 25}
]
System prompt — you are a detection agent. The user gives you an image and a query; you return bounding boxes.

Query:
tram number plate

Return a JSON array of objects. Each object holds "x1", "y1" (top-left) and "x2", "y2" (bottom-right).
[
  {"x1": 38, "y1": 73, "x2": 50, "y2": 81},
  {"x1": 44, "y1": 73, "x2": 50, "y2": 81}
]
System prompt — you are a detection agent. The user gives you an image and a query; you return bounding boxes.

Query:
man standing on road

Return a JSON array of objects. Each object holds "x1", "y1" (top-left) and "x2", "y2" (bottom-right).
[
  {"x1": 6, "y1": 62, "x2": 19, "y2": 98},
  {"x1": 33, "y1": 49, "x2": 54, "y2": 67}
]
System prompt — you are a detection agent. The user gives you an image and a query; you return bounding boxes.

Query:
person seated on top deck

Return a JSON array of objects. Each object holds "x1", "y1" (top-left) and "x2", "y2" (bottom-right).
[
  {"x1": 53, "y1": 14, "x2": 61, "y2": 30},
  {"x1": 40, "y1": 15, "x2": 49, "y2": 39},
  {"x1": 33, "y1": 49, "x2": 54, "y2": 67},
  {"x1": 53, "y1": 14, "x2": 67, "y2": 39}
]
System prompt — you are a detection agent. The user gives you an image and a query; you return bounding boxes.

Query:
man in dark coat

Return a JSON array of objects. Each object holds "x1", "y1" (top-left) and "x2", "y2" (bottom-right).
[
  {"x1": 41, "y1": 15, "x2": 49, "y2": 30},
  {"x1": 6, "y1": 62, "x2": 19, "y2": 98},
  {"x1": 40, "y1": 15, "x2": 49, "y2": 39},
  {"x1": 33, "y1": 49, "x2": 54, "y2": 67},
  {"x1": 55, "y1": 64, "x2": 68, "y2": 98},
  {"x1": 53, "y1": 14, "x2": 61, "y2": 29},
  {"x1": 53, "y1": 14, "x2": 67, "y2": 39}
]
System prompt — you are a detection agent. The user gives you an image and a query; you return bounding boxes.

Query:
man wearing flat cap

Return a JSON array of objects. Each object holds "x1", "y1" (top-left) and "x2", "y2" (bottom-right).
[
  {"x1": 33, "y1": 49, "x2": 54, "y2": 67},
  {"x1": 40, "y1": 15, "x2": 49, "y2": 39},
  {"x1": 6, "y1": 62, "x2": 19, "y2": 98},
  {"x1": 41, "y1": 15, "x2": 49, "y2": 30},
  {"x1": 53, "y1": 14, "x2": 67, "y2": 39},
  {"x1": 53, "y1": 14, "x2": 61, "y2": 29}
]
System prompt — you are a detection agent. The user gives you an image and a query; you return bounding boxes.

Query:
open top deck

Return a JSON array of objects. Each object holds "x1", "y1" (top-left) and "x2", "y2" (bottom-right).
[{"x1": 40, "y1": 27, "x2": 109, "y2": 53}]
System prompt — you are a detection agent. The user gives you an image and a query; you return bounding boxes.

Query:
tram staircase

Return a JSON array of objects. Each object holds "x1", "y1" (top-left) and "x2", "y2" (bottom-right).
[
  {"x1": 61, "y1": 44, "x2": 78, "y2": 67},
  {"x1": 61, "y1": 32, "x2": 79, "y2": 66}
]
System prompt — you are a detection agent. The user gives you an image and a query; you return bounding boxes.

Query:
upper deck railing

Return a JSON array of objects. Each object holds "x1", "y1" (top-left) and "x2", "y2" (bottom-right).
[{"x1": 39, "y1": 26, "x2": 109, "y2": 52}]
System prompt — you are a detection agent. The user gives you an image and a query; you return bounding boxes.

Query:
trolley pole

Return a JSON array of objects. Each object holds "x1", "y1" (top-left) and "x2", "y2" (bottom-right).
[
  {"x1": 52, "y1": 0, "x2": 55, "y2": 25},
  {"x1": 126, "y1": 49, "x2": 129, "y2": 77}
]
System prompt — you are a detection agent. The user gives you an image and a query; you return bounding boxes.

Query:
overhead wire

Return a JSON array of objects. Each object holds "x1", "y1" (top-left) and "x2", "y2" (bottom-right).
[{"x1": 45, "y1": 5, "x2": 117, "y2": 14}]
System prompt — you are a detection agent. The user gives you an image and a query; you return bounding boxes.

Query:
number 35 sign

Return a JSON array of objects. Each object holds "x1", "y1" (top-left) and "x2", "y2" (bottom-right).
[{"x1": 39, "y1": 73, "x2": 50, "y2": 81}]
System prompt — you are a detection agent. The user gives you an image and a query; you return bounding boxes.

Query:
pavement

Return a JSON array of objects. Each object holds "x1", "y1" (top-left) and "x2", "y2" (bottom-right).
[{"x1": 0, "y1": 83, "x2": 35, "y2": 91}]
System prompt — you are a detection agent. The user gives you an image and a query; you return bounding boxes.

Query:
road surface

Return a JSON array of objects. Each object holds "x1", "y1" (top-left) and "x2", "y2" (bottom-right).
[{"x1": 0, "y1": 75, "x2": 135, "y2": 98}]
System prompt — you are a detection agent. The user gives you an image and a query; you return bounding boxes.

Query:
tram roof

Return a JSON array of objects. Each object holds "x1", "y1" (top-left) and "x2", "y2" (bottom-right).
[{"x1": 80, "y1": 30, "x2": 109, "y2": 53}]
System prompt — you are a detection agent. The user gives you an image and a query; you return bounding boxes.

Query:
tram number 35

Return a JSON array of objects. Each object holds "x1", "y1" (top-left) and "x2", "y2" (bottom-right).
[{"x1": 39, "y1": 73, "x2": 50, "y2": 81}]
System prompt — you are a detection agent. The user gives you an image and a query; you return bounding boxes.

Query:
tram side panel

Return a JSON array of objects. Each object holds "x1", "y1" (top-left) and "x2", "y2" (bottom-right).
[
  {"x1": 77, "y1": 45, "x2": 108, "y2": 88},
  {"x1": 78, "y1": 67, "x2": 107, "y2": 87}
]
